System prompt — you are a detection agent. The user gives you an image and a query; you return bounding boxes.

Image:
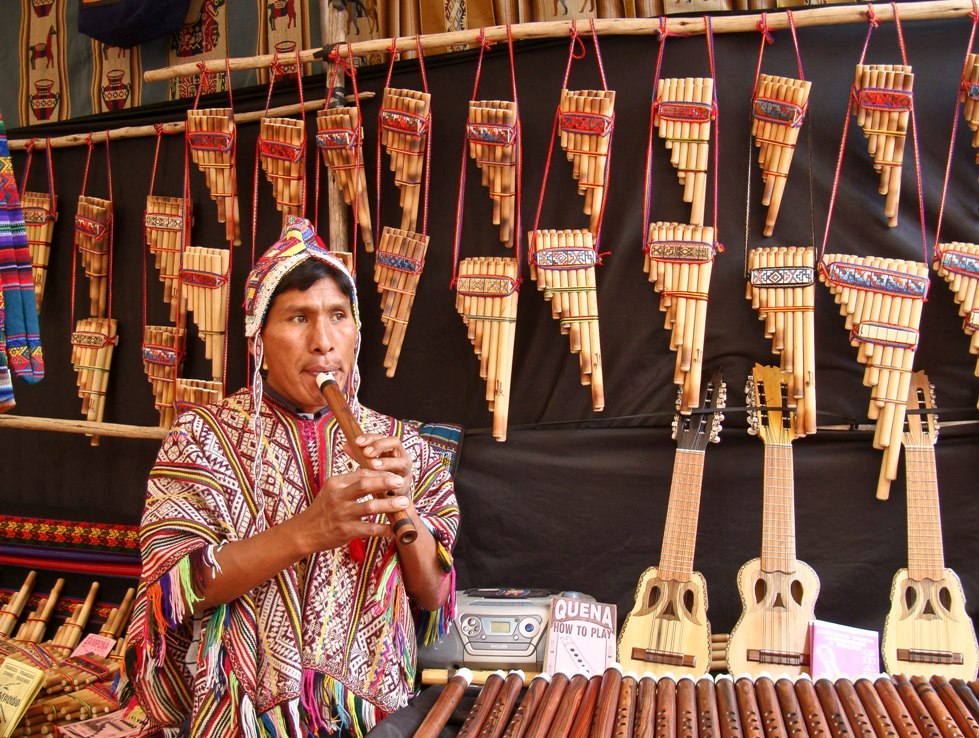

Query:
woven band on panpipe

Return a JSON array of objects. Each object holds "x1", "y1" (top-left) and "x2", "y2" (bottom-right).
[
  {"x1": 455, "y1": 257, "x2": 519, "y2": 442},
  {"x1": 467, "y1": 100, "x2": 519, "y2": 248},
  {"x1": 258, "y1": 116, "x2": 306, "y2": 223},
  {"x1": 179, "y1": 247, "x2": 230, "y2": 382},
  {"x1": 528, "y1": 228, "x2": 604, "y2": 411},
  {"x1": 70, "y1": 318, "x2": 118, "y2": 445},
  {"x1": 644, "y1": 222, "x2": 718, "y2": 414},
  {"x1": 654, "y1": 79, "x2": 715, "y2": 227},
  {"x1": 961, "y1": 54, "x2": 979, "y2": 161},
  {"x1": 379, "y1": 87, "x2": 431, "y2": 232},
  {"x1": 73, "y1": 196, "x2": 112, "y2": 319},
  {"x1": 751, "y1": 75, "x2": 811, "y2": 237},
  {"x1": 818, "y1": 254, "x2": 930, "y2": 500},
  {"x1": 746, "y1": 246, "x2": 817, "y2": 436},
  {"x1": 144, "y1": 196, "x2": 191, "y2": 323},
  {"x1": 142, "y1": 326, "x2": 185, "y2": 429},
  {"x1": 853, "y1": 64, "x2": 914, "y2": 227},
  {"x1": 558, "y1": 89, "x2": 615, "y2": 236},
  {"x1": 186, "y1": 108, "x2": 241, "y2": 246},
  {"x1": 934, "y1": 242, "x2": 979, "y2": 381},
  {"x1": 174, "y1": 378, "x2": 224, "y2": 413},
  {"x1": 316, "y1": 106, "x2": 373, "y2": 251},
  {"x1": 373, "y1": 226, "x2": 429, "y2": 377},
  {"x1": 21, "y1": 192, "x2": 56, "y2": 313}
]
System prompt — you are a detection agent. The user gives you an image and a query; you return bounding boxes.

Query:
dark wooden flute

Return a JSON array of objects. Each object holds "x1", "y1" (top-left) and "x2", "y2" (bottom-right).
[
  {"x1": 736, "y1": 676, "x2": 765, "y2": 738},
  {"x1": 525, "y1": 673, "x2": 571, "y2": 738},
  {"x1": 569, "y1": 675, "x2": 604, "y2": 738},
  {"x1": 458, "y1": 671, "x2": 507, "y2": 738},
  {"x1": 950, "y1": 679, "x2": 979, "y2": 723},
  {"x1": 815, "y1": 677, "x2": 856, "y2": 738},
  {"x1": 854, "y1": 678, "x2": 903, "y2": 738},
  {"x1": 752, "y1": 676, "x2": 787, "y2": 738},
  {"x1": 612, "y1": 674, "x2": 638, "y2": 738},
  {"x1": 590, "y1": 666, "x2": 625, "y2": 738},
  {"x1": 546, "y1": 674, "x2": 591, "y2": 738},
  {"x1": 656, "y1": 674, "x2": 678, "y2": 738},
  {"x1": 906, "y1": 676, "x2": 965, "y2": 738},
  {"x1": 678, "y1": 678, "x2": 699, "y2": 738},
  {"x1": 415, "y1": 668, "x2": 474, "y2": 738},
  {"x1": 715, "y1": 676, "x2": 745, "y2": 738},
  {"x1": 482, "y1": 672, "x2": 530, "y2": 738},
  {"x1": 833, "y1": 678, "x2": 877, "y2": 738},
  {"x1": 892, "y1": 674, "x2": 949, "y2": 738},
  {"x1": 772, "y1": 677, "x2": 807, "y2": 738},
  {"x1": 504, "y1": 674, "x2": 552, "y2": 738},
  {"x1": 930, "y1": 676, "x2": 979, "y2": 738},
  {"x1": 794, "y1": 676, "x2": 833, "y2": 738},
  {"x1": 316, "y1": 371, "x2": 417, "y2": 544},
  {"x1": 696, "y1": 677, "x2": 720, "y2": 738},
  {"x1": 634, "y1": 676, "x2": 657, "y2": 738},
  {"x1": 873, "y1": 675, "x2": 924, "y2": 738}
]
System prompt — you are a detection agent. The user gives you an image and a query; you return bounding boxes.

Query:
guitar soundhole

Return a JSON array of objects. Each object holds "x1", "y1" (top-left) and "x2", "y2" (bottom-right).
[
  {"x1": 754, "y1": 578, "x2": 767, "y2": 604},
  {"x1": 939, "y1": 587, "x2": 952, "y2": 611},
  {"x1": 904, "y1": 585, "x2": 917, "y2": 610},
  {"x1": 791, "y1": 579, "x2": 804, "y2": 606},
  {"x1": 683, "y1": 588, "x2": 695, "y2": 614},
  {"x1": 648, "y1": 584, "x2": 663, "y2": 609}
]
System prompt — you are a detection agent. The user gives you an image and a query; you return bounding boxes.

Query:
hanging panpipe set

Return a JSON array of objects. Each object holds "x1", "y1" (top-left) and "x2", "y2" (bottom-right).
[
  {"x1": 819, "y1": 254, "x2": 930, "y2": 499},
  {"x1": 455, "y1": 257, "x2": 519, "y2": 442},
  {"x1": 142, "y1": 325, "x2": 186, "y2": 428},
  {"x1": 644, "y1": 222, "x2": 718, "y2": 414},
  {"x1": 933, "y1": 242, "x2": 979, "y2": 391},
  {"x1": 751, "y1": 75, "x2": 811, "y2": 237},
  {"x1": 373, "y1": 227, "x2": 430, "y2": 377},
  {"x1": 73, "y1": 196, "x2": 112, "y2": 319},
  {"x1": 853, "y1": 64, "x2": 914, "y2": 227},
  {"x1": 174, "y1": 378, "x2": 224, "y2": 413},
  {"x1": 258, "y1": 116, "x2": 306, "y2": 223},
  {"x1": 144, "y1": 195, "x2": 191, "y2": 322},
  {"x1": 69, "y1": 318, "x2": 118, "y2": 445},
  {"x1": 961, "y1": 54, "x2": 979, "y2": 163},
  {"x1": 745, "y1": 246, "x2": 817, "y2": 436},
  {"x1": 179, "y1": 247, "x2": 230, "y2": 382},
  {"x1": 654, "y1": 78, "x2": 714, "y2": 226},
  {"x1": 467, "y1": 100, "x2": 520, "y2": 248},
  {"x1": 558, "y1": 90, "x2": 615, "y2": 235},
  {"x1": 379, "y1": 87, "x2": 431, "y2": 232},
  {"x1": 20, "y1": 191, "x2": 56, "y2": 312},
  {"x1": 527, "y1": 228, "x2": 604, "y2": 411},
  {"x1": 316, "y1": 106, "x2": 374, "y2": 250},
  {"x1": 186, "y1": 108, "x2": 241, "y2": 246}
]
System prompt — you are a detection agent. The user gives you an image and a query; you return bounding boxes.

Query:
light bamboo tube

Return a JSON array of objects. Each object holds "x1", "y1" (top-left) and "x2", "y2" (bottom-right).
[
  {"x1": 258, "y1": 116, "x2": 307, "y2": 223},
  {"x1": 467, "y1": 100, "x2": 519, "y2": 248},
  {"x1": 316, "y1": 105, "x2": 374, "y2": 251},
  {"x1": 21, "y1": 192, "x2": 57, "y2": 313},
  {"x1": 142, "y1": 325, "x2": 185, "y2": 428},
  {"x1": 0, "y1": 571, "x2": 37, "y2": 637},
  {"x1": 373, "y1": 226, "x2": 429, "y2": 377},
  {"x1": 180, "y1": 246, "x2": 230, "y2": 381}
]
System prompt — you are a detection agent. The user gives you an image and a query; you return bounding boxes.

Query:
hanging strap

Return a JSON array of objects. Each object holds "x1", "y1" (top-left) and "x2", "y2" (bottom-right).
[{"x1": 18, "y1": 138, "x2": 57, "y2": 225}]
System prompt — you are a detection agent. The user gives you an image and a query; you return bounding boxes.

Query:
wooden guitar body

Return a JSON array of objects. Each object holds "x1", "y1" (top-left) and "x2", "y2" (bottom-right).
[
  {"x1": 727, "y1": 556, "x2": 820, "y2": 677},
  {"x1": 882, "y1": 567, "x2": 979, "y2": 678},
  {"x1": 618, "y1": 565, "x2": 711, "y2": 676}
]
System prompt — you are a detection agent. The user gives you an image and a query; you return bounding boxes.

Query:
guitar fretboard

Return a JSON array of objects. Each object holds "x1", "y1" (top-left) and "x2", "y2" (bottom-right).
[
  {"x1": 659, "y1": 450, "x2": 706, "y2": 579},
  {"x1": 761, "y1": 443, "x2": 797, "y2": 571},
  {"x1": 905, "y1": 446, "x2": 946, "y2": 580}
]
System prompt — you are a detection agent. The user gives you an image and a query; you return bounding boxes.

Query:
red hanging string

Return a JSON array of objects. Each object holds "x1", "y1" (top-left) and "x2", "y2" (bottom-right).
[
  {"x1": 143, "y1": 126, "x2": 166, "y2": 335},
  {"x1": 17, "y1": 138, "x2": 57, "y2": 221}
]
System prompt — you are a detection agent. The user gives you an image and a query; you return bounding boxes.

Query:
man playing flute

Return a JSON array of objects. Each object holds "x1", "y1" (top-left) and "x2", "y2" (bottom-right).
[{"x1": 125, "y1": 216, "x2": 459, "y2": 738}]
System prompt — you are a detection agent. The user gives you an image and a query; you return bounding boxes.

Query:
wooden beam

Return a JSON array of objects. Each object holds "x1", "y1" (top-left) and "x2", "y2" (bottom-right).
[{"x1": 0, "y1": 414, "x2": 169, "y2": 440}]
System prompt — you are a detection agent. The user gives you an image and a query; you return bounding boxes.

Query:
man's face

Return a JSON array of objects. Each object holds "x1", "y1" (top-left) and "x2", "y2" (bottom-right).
[{"x1": 259, "y1": 275, "x2": 358, "y2": 413}]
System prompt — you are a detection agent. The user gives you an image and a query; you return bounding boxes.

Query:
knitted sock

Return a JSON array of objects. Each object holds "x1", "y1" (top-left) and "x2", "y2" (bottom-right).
[{"x1": 0, "y1": 290, "x2": 14, "y2": 411}]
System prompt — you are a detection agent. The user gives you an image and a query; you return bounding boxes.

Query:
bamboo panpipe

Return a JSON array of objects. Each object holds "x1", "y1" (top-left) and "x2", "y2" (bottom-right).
[
  {"x1": 49, "y1": 582, "x2": 98, "y2": 652},
  {"x1": 467, "y1": 100, "x2": 520, "y2": 248},
  {"x1": 0, "y1": 572, "x2": 37, "y2": 638},
  {"x1": 379, "y1": 87, "x2": 431, "y2": 232},
  {"x1": 21, "y1": 192, "x2": 57, "y2": 313},
  {"x1": 557, "y1": 89, "x2": 615, "y2": 236},
  {"x1": 186, "y1": 108, "x2": 241, "y2": 246},
  {"x1": 711, "y1": 634, "x2": 731, "y2": 674},
  {"x1": 258, "y1": 116, "x2": 307, "y2": 223},
  {"x1": 852, "y1": 64, "x2": 914, "y2": 227},
  {"x1": 97, "y1": 588, "x2": 135, "y2": 641},
  {"x1": 174, "y1": 378, "x2": 224, "y2": 413},
  {"x1": 73, "y1": 196, "x2": 112, "y2": 319},
  {"x1": 654, "y1": 78, "x2": 714, "y2": 226},
  {"x1": 505, "y1": 675, "x2": 552, "y2": 738},
  {"x1": 373, "y1": 226, "x2": 430, "y2": 378},
  {"x1": 746, "y1": 246, "x2": 817, "y2": 436},
  {"x1": 15, "y1": 579, "x2": 63, "y2": 644},
  {"x1": 960, "y1": 54, "x2": 979, "y2": 160},
  {"x1": 70, "y1": 318, "x2": 119, "y2": 446},
  {"x1": 644, "y1": 222, "x2": 718, "y2": 414},
  {"x1": 142, "y1": 326, "x2": 185, "y2": 429},
  {"x1": 933, "y1": 242, "x2": 979, "y2": 385},
  {"x1": 316, "y1": 106, "x2": 373, "y2": 251},
  {"x1": 818, "y1": 253, "x2": 930, "y2": 499},
  {"x1": 751, "y1": 75, "x2": 811, "y2": 237},
  {"x1": 528, "y1": 228, "x2": 604, "y2": 411},
  {"x1": 414, "y1": 667, "x2": 473, "y2": 738},
  {"x1": 179, "y1": 246, "x2": 230, "y2": 382},
  {"x1": 144, "y1": 195, "x2": 191, "y2": 322},
  {"x1": 455, "y1": 257, "x2": 519, "y2": 441}
]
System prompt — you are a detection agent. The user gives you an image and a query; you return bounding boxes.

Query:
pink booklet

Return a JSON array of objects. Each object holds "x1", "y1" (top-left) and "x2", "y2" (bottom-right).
[{"x1": 809, "y1": 619, "x2": 880, "y2": 680}]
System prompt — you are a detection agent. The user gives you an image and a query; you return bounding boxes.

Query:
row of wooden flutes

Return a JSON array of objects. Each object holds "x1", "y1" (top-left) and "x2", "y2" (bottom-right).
[
  {"x1": 74, "y1": 195, "x2": 112, "y2": 320},
  {"x1": 69, "y1": 317, "x2": 118, "y2": 446},
  {"x1": 258, "y1": 116, "x2": 307, "y2": 224},
  {"x1": 468, "y1": 100, "x2": 520, "y2": 248},
  {"x1": 419, "y1": 667, "x2": 979, "y2": 738},
  {"x1": 933, "y1": 241, "x2": 979, "y2": 383},
  {"x1": 21, "y1": 191, "x2": 56, "y2": 314},
  {"x1": 374, "y1": 226, "x2": 430, "y2": 377},
  {"x1": 558, "y1": 89, "x2": 615, "y2": 237},
  {"x1": 380, "y1": 87, "x2": 432, "y2": 232},
  {"x1": 186, "y1": 107, "x2": 241, "y2": 246},
  {"x1": 316, "y1": 106, "x2": 374, "y2": 250}
]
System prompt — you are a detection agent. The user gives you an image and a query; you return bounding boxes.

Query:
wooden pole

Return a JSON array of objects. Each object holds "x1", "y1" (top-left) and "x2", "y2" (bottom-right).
[
  {"x1": 0, "y1": 414, "x2": 169, "y2": 440},
  {"x1": 143, "y1": 0, "x2": 973, "y2": 84},
  {"x1": 323, "y1": 0, "x2": 350, "y2": 253}
]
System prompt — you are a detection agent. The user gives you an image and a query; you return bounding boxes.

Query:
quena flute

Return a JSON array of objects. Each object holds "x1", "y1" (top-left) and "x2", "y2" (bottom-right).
[
  {"x1": 504, "y1": 673, "x2": 552, "y2": 738},
  {"x1": 414, "y1": 667, "x2": 473, "y2": 738}
]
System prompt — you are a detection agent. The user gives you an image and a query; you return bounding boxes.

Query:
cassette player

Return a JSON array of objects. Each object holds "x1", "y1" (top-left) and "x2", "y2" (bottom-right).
[{"x1": 418, "y1": 588, "x2": 592, "y2": 671}]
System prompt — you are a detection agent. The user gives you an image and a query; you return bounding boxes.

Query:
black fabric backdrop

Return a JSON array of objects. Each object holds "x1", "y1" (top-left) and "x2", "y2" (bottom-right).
[{"x1": 3, "y1": 16, "x2": 978, "y2": 635}]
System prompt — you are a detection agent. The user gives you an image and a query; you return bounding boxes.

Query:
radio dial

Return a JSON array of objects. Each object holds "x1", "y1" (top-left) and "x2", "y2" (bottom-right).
[{"x1": 518, "y1": 617, "x2": 540, "y2": 637}]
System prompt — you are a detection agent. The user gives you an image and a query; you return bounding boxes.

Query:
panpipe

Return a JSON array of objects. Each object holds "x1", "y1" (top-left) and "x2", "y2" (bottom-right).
[
  {"x1": 186, "y1": 108, "x2": 241, "y2": 246},
  {"x1": 818, "y1": 254, "x2": 930, "y2": 500},
  {"x1": 454, "y1": 257, "x2": 519, "y2": 442},
  {"x1": 174, "y1": 378, "x2": 224, "y2": 413},
  {"x1": 933, "y1": 242, "x2": 979, "y2": 388},
  {"x1": 447, "y1": 670, "x2": 979, "y2": 738},
  {"x1": 45, "y1": 583, "x2": 98, "y2": 656},
  {"x1": 558, "y1": 89, "x2": 615, "y2": 236},
  {"x1": 745, "y1": 246, "x2": 817, "y2": 436},
  {"x1": 258, "y1": 116, "x2": 306, "y2": 223},
  {"x1": 654, "y1": 78, "x2": 714, "y2": 226},
  {"x1": 751, "y1": 75, "x2": 811, "y2": 237},
  {"x1": 179, "y1": 246, "x2": 230, "y2": 382},
  {"x1": 97, "y1": 587, "x2": 135, "y2": 642},
  {"x1": 379, "y1": 87, "x2": 431, "y2": 232},
  {"x1": 373, "y1": 226, "x2": 429, "y2": 378},
  {"x1": 20, "y1": 191, "x2": 56, "y2": 313},
  {"x1": 316, "y1": 106, "x2": 373, "y2": 251},
  {"x1": 644, "y1": 222, "x2": 718, "y2": 414},
  {"x1": 527, "y1": 228, "x2": 604, "y2": 411},
  {"x1": 144, "y1": 195, "x2": 191, "y2": 322},
  {"x1": 73, "y1": 196, "x2": 112, "y2": 319},
  {"x1": 0, "y1": 572, "x2": 36, "y2": 638},
  {"x1": 70, "y1": 318, "x2": 118, "y2": 445},
  {"x1": 467, "y1": 100, "x2": 520, "y2": 248},
  {"x1": 961, "y1": 54, "x2": 979, "y2": 161},
  {"x1": 852, "y1": 64, "x2": 914, "y2": 227},
  {"x1": 142, "y1": 325, "x2": 185, "y2": 428},
  {"x1": 13, "y1": 578, "x2": 63, "y2": 644}
]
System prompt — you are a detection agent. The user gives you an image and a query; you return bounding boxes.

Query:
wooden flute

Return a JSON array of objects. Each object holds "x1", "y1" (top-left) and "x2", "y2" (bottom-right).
[
  {"x1": 525, "y1": 673, "x2": 570, "y2": 738},
  {"x1": 892, "y1": 674, "x2": 954, "y2": 738},
  {"x1": 633, "y1": 675, "x2": 657, "y2": 738},
  {"x1": 568, "y1": 674, "x2": 602, "y2": 738},
  {"x1": 504, "y1": 674, "x2": 552, "y2": 738},
  {"x1": 873, "y1": 675, "x2": 925, "y2": 738},
  {"x1": 483, "y1": 671, "x2": 529, "y2": 738},
  {"x1": 929, "y1": 676, "x2": 979, "y2": 738},
  {"x1": 459, "y1": 671, "x2": 508, "y2": 738},
  {"x1": 544, "y1": 672, "x2": 589, "y2": 738},
  {"x1": 414, "y1": 667, "x2": 473, "y2": 738},
  {"x1": 315, "y1": 371, "x2": 417, "y2": 544}
]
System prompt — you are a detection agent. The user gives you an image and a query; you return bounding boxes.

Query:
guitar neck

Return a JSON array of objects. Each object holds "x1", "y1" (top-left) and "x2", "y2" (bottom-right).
[
  {"x1": 658, "y1": 449, "x2": 706, "y2": 579},
  {"x1": 760, "y1": 443, "x2": 796, "y2": 571},
  {"x1": 904, "y1": 445, "x2": 946, "y2": 579}
]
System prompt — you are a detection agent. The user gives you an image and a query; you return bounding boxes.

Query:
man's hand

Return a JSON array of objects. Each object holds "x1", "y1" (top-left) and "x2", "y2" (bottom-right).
[{"x1": 348, "y1": 434, "x2": 414, "y2": 500}]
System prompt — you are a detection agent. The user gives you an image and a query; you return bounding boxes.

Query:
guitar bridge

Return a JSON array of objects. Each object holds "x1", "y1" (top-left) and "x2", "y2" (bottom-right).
[
  {"x1": 896, "y1": 648, "x2": 965, "y2": 665},
  {"x1": 630, "y1": 647, "x2": 696, "y2": 668},
  {"x1": 747, "y1": 649, "x2": 809, "y2": 666}
]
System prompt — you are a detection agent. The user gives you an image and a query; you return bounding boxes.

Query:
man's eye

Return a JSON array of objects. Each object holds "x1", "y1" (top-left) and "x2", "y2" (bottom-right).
[{"x1": 292, "y1": 314, "x2": 307, "y2": 323}]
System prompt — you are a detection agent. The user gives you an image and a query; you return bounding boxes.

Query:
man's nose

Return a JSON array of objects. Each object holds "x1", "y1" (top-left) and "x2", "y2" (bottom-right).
[{"x1": 309, "y1": 319, "x2": 335, "y2": 353}]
